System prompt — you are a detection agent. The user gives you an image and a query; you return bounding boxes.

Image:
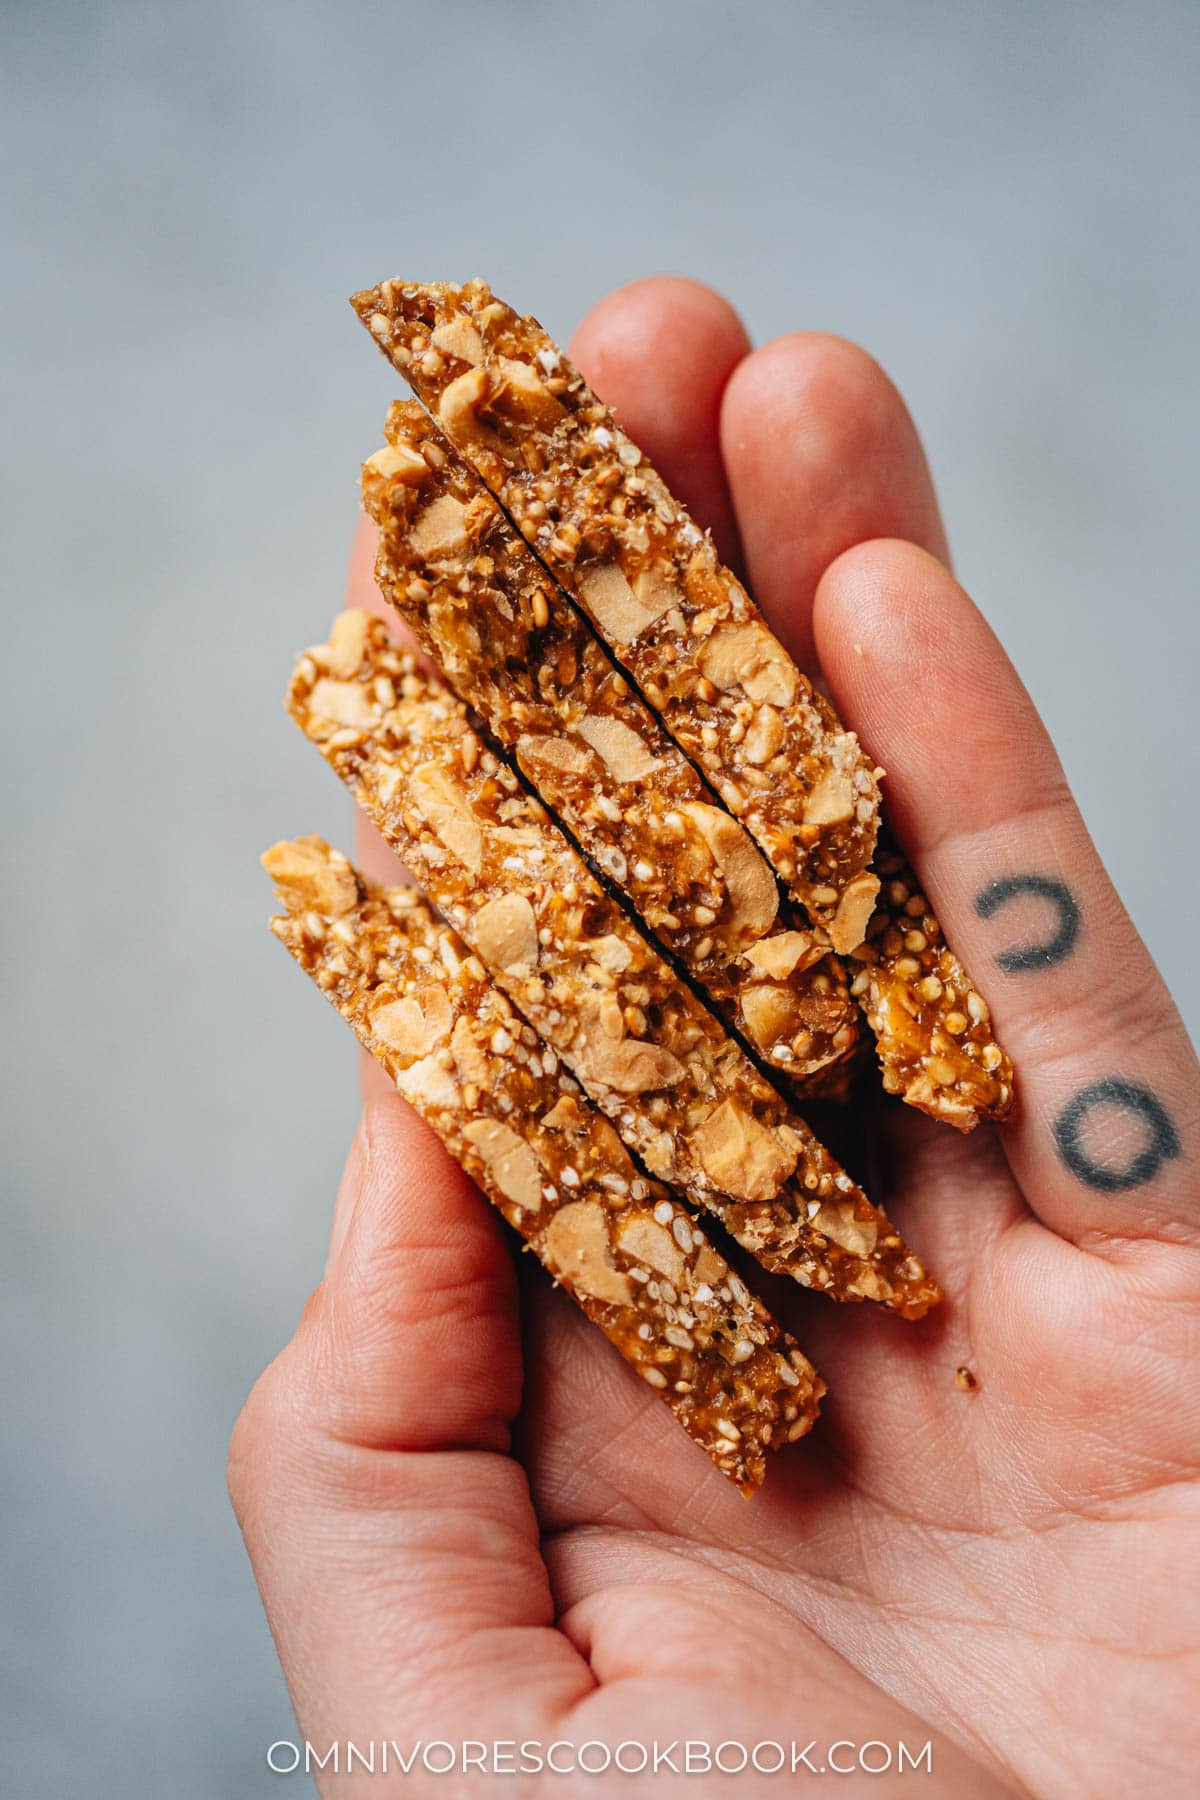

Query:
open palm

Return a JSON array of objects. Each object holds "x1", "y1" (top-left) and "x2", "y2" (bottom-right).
[{"x1": 231, "y1": 279, "x2": 1200, "y2": 1797}]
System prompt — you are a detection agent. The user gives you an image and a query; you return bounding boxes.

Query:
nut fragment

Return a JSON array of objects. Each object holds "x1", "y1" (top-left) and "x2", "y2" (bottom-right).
[
  {"x1": 584, "y1": 934, "x2": 633, "y2": 973},
  {"x1": 363, "y1": 442, "x2": 429, "y2": 486},
  {"x1": 410, "y1": 763, "x2": 483, "y2": 872},
  {"x1": 616, "y1": 1214, "x2": 685, "y2": 1282},
  {"x1": 495, "y1": 356, "x2": 566, "y2": 427},
  {"x1": 309, "y1": 677, "x2": 377, "y2": 729},
  {"x1": 740, "y1": 984, "x2": 800, "y2": 1048},
  {"x1": 370, "y1": 982, "x2": 454, "y2": 1057},
  {"x1": 261, "y1": 835, "x2": 358, "y2": 918},
  {"x1": 827, "y1": 871, "x2": 881, "y2": 954},
  {"x1": 437, "y1": 366, "x2": 491, "y2": 440},
  {"x1": 393, "y1": 1052, "x2": 459, "y2": 1109},
  {"x1": 540, "y1": 1095, "x2": 580, "y2": 1133},
  {"x1": 318, "y1": 609, "x2": 372, "y2": 677},
  {"x1": 742, "y1": 931, "x2": 817, "y2": 980},
  {"x1": 631, "y1": 567, "x2": 685, "y2": 623},
  {"x1": 684, "y1": 803, "x2": 778, "y2": 942},
  {"x1": 463, "y1": 1118, "x2": 544, "y2": 1211},
  {"x1": 543, "y1": 1200, "x2": 632, "y2": 1304},
  {"x1": 474, "y1": 893, "x2": 539, "y2": 974},
  {"x1": 408, "y1": 493, "x2": 473, "y2": 559},
  {"x1": 803, "y1": 771, "x2": 856, "y2": 827},
  {"x1": 580, "y1": 563, "x2": 670, "y2": 646},
  {"x1": 430, "y1": 316, "x2": 485, "y2": 366},
  {"x1": 689, "y1": 1099, "x2": 797, "y2": 1202},
  {"x1": 812, "y1": 1200, "x2": 878, "y2": 1259},
  {"x1": 742, "y1": 706, "x2": 784, "y2": 765},
  {"x1": 698, "y1": 623, "x2": 797, "y2": 708},
  {"x1": 516, "y1": 733, "x2": 598, "y2": 779},
  {"x1": 576, "y1": 715, "x2": 662, "y2": 784},
  {"x1": 450, "y1": 1013, "x2": 489, "y2": 1087},
  {"x1": 576, "y1": 1015, "x2": 686, "y2": 1096}
]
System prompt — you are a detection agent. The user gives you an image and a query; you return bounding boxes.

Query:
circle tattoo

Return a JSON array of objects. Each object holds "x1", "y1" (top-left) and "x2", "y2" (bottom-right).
[
  {"x1": 975, "y1": 874, "x2": 1080, "y2": 972},
  {"x1": 1053, "y1": 1078, "x2": 1181, "y2": 1192}
]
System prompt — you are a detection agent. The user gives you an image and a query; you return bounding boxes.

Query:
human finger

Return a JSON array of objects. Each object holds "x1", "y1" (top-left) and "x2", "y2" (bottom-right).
[
  {"x1": 817, "y1": 540, "x2": 1199, "y2": 1246},
  {"x1": 722, "y1": 334, "x2": 949, "y2": 672},
  {"x1": 228, "y1": 1096, "x2": 591, "y2": 1771}
]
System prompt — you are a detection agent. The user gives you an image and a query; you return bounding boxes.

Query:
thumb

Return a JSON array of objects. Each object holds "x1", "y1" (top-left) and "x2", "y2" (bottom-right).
[{"x1": 228, "y1": 1096, "x2": 591, "y2": 1771}]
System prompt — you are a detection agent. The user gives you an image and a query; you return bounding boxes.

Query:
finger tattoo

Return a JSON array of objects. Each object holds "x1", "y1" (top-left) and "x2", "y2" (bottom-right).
[
  {"x1": 1053, "y1": 1078, "x2": 1181, "y2": 1192},
  {"x1": 975, "y1": 874, "x2": 1080, "y2": 972}
]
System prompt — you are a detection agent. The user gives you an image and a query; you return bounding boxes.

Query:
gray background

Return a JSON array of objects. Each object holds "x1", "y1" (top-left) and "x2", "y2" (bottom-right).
[{"x1": 3, "y1": 1, "x2": 1197, "y2": 1793}]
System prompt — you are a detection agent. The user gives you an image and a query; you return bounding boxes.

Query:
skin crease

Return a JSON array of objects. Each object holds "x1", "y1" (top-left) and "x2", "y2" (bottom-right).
[{"x1": 233, "y1": 278, "x2": 1200, "y2": 1798}]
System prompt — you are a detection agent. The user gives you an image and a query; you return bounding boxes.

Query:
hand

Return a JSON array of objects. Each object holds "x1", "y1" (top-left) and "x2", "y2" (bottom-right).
[{"x1": 230, "y1": 280, "x2": 1200, "y2": 1796}]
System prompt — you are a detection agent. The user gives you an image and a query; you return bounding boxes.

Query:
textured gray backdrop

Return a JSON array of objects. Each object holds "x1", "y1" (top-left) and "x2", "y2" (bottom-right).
[{"x1": 3, "y1": 1, "x2": 1197, "y2": 1793}]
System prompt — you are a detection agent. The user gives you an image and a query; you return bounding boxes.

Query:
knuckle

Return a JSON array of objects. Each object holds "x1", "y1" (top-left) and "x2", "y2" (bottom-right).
[
  {"x1": 226, "y1": 1291, "x2": 325, "y2": 1526},
  {"x1": 226, "y1": 1362, "x2": 286, "y2": 1526}
]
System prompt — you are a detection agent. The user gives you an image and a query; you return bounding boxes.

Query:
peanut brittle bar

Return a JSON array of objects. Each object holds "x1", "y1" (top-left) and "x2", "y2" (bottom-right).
[
  {"x1": 851, "y1": 841, "x2": 1014, "y2": 1131},
  {"x1": 265, "y1": 836, "x2": 822, "y2": 1491},
  {"x1": 288, "y1": 613, "x2": 940, "y2": 1318},
  {"x1": 360, "y1": 399, "x2": 859, "y2": 1090},
  {"x1": 351, "y1": 278, "x2": 882, "y2": 952}
]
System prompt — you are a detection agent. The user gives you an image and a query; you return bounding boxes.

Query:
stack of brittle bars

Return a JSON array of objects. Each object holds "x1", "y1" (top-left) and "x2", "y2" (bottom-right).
[{"x1": 264, "y1": 280, "x2": 1014, "y2": 1495}]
